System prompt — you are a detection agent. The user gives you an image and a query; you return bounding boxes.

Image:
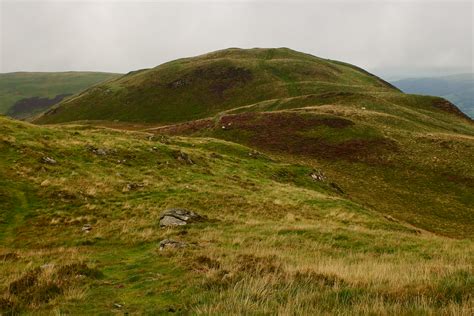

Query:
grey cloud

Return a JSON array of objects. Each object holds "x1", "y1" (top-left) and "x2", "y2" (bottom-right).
[{"x1": 1, "y1": 0, "x2": 472, "y2": 79}]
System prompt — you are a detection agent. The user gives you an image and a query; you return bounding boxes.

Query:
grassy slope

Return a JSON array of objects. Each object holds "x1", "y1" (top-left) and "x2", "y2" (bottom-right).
[
  {"x1": 0, "y1": 72, "x2": 120, "y2": 114},
  {"x1": 34, "y1": 48, "x2": 398, "y2": 124},
  {"x1": 1, "y1": 116, "x2": 473, "y2": 314},
  {"x1": 153, "y1": 90, "x2": 474, "y2": 239}
]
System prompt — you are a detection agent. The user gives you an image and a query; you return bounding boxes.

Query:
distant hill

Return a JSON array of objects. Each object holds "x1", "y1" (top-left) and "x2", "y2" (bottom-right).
[
  {"x1": 0, "y1": 71, "x2": 121, "y2": 118},
  {"x1": 391, "y1": 73, "x2": 474, "y2": 118},
  {"x1": 6, "y1": 94, "x2": 73, "y2": 120}
]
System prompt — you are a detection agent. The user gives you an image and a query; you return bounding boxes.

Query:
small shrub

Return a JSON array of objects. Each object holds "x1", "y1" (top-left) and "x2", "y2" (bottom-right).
[
  {"x1": 201, "y1": 270, "x2": 239, "y2": 290},
  {"x1": 8, "y1": 268, "x2": 41, "y2": 295},
  {"x1": 0, "y1": 252, "x2": 19, "y2": 261},
  {"x1": 194, "y1": 256, "x2": 221, "y2": 271},
  {"x1": 0, "y1": 297, "x2": 19, "y2": 315},
  {"x1": 32, "y1": 282, "x2": 62, "y2": 304},
  {"x1": 292, "y1": 270, "x2": 344, "y2": 287}
]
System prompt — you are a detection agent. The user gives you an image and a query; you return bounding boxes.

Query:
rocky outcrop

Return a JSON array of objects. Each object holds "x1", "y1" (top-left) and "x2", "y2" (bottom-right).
[{"x1": 159, "y1": 208, "x2": 205, "y2": 227}]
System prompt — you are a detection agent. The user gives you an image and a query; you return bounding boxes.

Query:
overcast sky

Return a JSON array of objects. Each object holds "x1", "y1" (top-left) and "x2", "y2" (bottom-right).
[{"x1": 1, "y1": 0, "x2": 472, "y2": 80}]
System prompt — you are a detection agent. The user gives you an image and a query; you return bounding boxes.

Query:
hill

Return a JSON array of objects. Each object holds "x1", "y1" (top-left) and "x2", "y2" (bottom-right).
[
  {"x1": 4, "y1": 48, "x2": 474, "y2": 313},
  {"x1": 0, "y1": 72, "x2": 120, "y2": 118},
  {"x1": 1, "y1": 116, "x2": 473, "y2": 314},
  {"x1": 152, "y1": 95, "x2": 474, "y2": 239},
  {"x1": 33, "y1": 48, "x2": 474, "y2": 238},
  {"x1": 34, "y1": 48, "x2": 400, "y2": 124},
  {"x1": 391, "y1": 73, "x2": 474, "y2": 118}
]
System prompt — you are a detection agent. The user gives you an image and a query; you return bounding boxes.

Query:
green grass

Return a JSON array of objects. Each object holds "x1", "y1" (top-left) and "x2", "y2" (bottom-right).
[
  {"x1": 0, "y1": 71, "x2": 120, "y2": 114},
  {"x1": 2, "y1": 48, "x2": 474, "y2": 314},
  {"x1": 0, "y1": 116, "x2": 473, "y2": 314},
  {"x1": 166, "y1": 101, "x2": 474, "y2": 238}
]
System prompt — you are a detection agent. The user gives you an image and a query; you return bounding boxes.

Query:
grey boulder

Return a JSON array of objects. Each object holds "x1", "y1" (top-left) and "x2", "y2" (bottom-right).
[
  {"x1": 41, "y1": 156, "x2": 57, "y2": 165},
  {"x1": 159, "y1": 208, "x2": 204, "y2": 227}
]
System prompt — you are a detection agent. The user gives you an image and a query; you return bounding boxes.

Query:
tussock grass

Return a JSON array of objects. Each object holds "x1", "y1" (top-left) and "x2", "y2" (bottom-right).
[{"x1": 0, "y1": 116, "x2": 472, "y2": 314}]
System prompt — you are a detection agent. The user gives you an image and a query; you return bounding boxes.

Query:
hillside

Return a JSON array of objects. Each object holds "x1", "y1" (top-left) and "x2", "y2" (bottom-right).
[
  {"x1": 0, "y1": 72, "x2": 120, "y2": 117},
  {"x1": 4, "y1": 48, "x2": 474, "y2": 313},
  {"x1": 1, "y1": 116, "x2": 473, "y2": 314},
  {"x1": 32, "y1": 48, "x2": 474, "y2": 238},
  {"x1": 6, "y1": 94, "x2": 73, "y2": 120},
  {"x1": 34, "y1": 48, "x2": 400, "y2": 124},
  {"x1": 152, "y1": 95, "x2": 474, "y2": 239},
  {"x1": 392, "y1": 73, "x2": 474, "y2": 118}
]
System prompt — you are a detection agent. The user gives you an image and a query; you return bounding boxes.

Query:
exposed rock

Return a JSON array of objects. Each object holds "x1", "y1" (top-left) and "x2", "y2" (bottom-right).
[
  {"x1": 173, "y1": 150, "x2": 194, "y2": 165},
  {"x1": 82, "y1": 224, "x2": 92, "y2": 232},
  {"x1": 160, "y1": 216, "x2": 187, "y2": 227},
  {"x1": 40, "y1": 263, "x2": 55, "y2": 270},
  {"x1": 158, "y1": 135, "x2": 171, "y2": 144},
  {"x1": 383, "y1": 214, "x2": 398, "y2": 222},
  {"x1": 159, "y1": 208, "x2": 204, "y2": 227},
  {"x1": 159, "y1": 239, "x2": 187, "y2": 251},
  {"x1": 86, "y1": 145, "x2": 109, "y2": 156},
  {"x1": 95, "y1": 148, "x2": 107, "y2": 156},
  {"x1": 168, "y1": 78, "x2": 189, "y2": 89},
  {"x1": 41, "y1": 156, "x2": 57, "y2": 165},
  {"x1": 310, "y1": 170, "x2": 326, "y2": 181},
  {"x1": 124, "y1": 182, "x2": 144, "y2": 191},
  {"x1": 248, "y1": 150, "x2": 262, "y2": 158}
]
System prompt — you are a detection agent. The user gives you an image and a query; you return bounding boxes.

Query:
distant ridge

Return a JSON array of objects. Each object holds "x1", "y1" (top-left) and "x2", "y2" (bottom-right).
[
  {"x1": 391, "y1": 73, "x2": 474, "y2": 118},
  {"x1": 0, "y1": 71, "x2": 121, "y2": 116}
]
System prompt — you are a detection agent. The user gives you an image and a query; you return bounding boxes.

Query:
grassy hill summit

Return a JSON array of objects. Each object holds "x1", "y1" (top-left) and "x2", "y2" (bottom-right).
[{"x1": 35, "y1": 48, "x2": 406, "y2": 124}]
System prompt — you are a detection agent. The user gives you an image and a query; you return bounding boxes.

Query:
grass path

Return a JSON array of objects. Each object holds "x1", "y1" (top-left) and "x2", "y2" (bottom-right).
[{"x1": 0, "y1": 181, "x2": 31, "y2": 245}]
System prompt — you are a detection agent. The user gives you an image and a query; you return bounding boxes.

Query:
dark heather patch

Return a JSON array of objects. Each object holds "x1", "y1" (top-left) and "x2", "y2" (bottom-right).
[
  {"x1": 292, "y1": 270, "x2": 345, "y2": 287},
  {"x1": 0, "y1": 252, "x2": 20, "y2": 261},
  {"x1": 167, "y1": 65, "x2": 253, "y2": 98},
  {"x1": 7, "y1": 94, "x2": 72, "y2": 119},
  {"x1": 236, "y1": 254, "x2": 283, "y2": 275},
  {"x1": 442, "y1": 173, "x2": 474, "y2": 188},
  {"x1": 57, "y1": 263, "x2": 102, "y2": 279},
  {"x1": 432, "y1": 99, "x2": 472, "y2": 121},
  {"x1": 218, "y1": 112, "x2": 396, "y2": 163},
  {"x1": 8, "y1": 268, "x2": 41, "y2": 295},
  {"x1": 193, "y1": 256, "x2": 221, "y2": 271}
]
